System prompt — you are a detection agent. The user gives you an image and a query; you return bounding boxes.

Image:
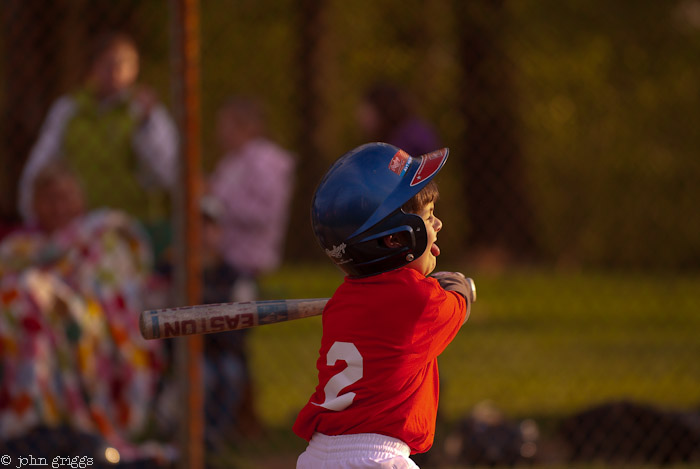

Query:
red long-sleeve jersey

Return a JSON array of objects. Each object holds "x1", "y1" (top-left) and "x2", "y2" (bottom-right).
[{"x1": 293, "y1": 267, "x2": 467, "y2": 454}]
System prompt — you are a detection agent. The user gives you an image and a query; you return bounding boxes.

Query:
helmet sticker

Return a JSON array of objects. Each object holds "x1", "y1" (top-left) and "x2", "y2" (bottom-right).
[
  {"x1": 325, "y1": 243, "x2": 346, "y2": 258},
  {"x1": 326, "y1": 243, "x2": 352, "y2": 264},
  {"x1": 388, "y1": 149, "x2": 411, "y2": 176},
  {"x1": 410, "y1": 148, "x2": 448, "y2": 186}
]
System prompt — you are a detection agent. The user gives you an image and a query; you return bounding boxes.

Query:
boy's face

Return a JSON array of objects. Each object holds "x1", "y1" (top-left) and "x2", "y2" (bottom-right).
[{"x1": 407, "y1": 201, "x2": 442, "y2": 276}]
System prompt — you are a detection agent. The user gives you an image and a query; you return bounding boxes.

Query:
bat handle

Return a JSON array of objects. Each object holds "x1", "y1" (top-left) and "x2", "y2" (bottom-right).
[{"x1": 466, "y1": 277, "x2": 477, "y2": 303}]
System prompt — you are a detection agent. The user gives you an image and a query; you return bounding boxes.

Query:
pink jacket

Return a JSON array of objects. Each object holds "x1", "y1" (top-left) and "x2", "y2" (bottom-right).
[{"x1": 209, "y1": 138, "x2": 295, "y2": 276}]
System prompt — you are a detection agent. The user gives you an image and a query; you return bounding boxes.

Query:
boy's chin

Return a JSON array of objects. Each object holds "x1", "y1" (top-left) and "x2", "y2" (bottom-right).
[{"x1": 407, "y1": 255, "x2": 437, "y2": 277}]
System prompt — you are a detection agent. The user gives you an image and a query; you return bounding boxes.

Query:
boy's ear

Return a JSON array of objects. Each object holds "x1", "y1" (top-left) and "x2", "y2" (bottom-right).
[{"x1": 383, "y1": 234, "x2": 403, "y2": 248}]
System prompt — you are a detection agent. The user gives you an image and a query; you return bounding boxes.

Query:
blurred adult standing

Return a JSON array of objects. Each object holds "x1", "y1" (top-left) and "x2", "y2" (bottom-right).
[
  {"x1": 18, "y1": 31, "x2": 178, "y2": 226},
  {"x1": 357, "y1": 81, "x2": 441, "y2": 157}
]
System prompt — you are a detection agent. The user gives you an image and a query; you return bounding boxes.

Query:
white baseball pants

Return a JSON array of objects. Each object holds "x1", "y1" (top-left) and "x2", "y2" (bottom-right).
[{"x1": 296, "y1": 432, "x2": 420, "y2": 469}]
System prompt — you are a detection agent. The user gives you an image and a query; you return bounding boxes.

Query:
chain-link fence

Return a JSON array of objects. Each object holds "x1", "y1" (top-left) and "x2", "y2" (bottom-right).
[{"x1": 1, "y1": 1, "x2": 698, "y2": 468}]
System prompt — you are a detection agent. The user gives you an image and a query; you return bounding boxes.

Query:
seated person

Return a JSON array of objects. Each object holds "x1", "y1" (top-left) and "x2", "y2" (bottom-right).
[{"x1": 0, "y1": 162, "x2": 174, "y2": 466}]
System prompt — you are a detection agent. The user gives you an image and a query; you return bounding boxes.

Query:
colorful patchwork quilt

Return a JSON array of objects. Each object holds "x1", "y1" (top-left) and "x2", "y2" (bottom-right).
[{"x1": 0, "y1": 209, "x2": 172, "y2": 461}]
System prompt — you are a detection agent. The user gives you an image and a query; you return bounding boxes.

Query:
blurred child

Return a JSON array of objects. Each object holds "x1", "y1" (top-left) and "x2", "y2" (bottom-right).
[
  {"x1": 206, "y1": 95, "x2": 294, "y2": 288},
  {"x1": 201, "y1": 96, "x2": 295, "y2": 441},
  {"x1": 198, "y1": 199, "x2": 260, "y2": 447}
]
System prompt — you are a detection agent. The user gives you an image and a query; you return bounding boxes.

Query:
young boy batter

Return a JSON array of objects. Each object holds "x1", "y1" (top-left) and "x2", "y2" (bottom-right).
[{"x1": 294, "y1": 142, "x2": 474, "y2": 468}]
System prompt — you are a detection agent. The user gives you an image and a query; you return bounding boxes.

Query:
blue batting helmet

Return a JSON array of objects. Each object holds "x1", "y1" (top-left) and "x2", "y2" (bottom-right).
[{"x1": 311, "y1": 142, "x2": 449, "y2": 277}]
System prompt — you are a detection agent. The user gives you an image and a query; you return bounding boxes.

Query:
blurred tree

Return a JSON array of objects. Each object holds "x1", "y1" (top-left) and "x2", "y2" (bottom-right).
[
  {"x1": 515, "y1": 0, "x2": 700, "y2": 268},
  {"x1": 0, "y1": 1, "x2": 65, "y2": 227},
  {"x1": 285, "y1": 0, "x2": 330, "y2": 264},
  {"x1": 454, "y1": 0, "x2": 539, "y2": 266}
]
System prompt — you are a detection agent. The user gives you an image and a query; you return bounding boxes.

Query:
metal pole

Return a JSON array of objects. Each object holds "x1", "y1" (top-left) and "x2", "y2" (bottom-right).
[{"x1": 171, "y1": 0, "x2": 203, "y2": 467}]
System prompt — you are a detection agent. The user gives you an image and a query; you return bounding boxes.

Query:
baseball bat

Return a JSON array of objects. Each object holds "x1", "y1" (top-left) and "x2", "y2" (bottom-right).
[
  {"x1": 140, "y1": 278, "x2": 476, "y2": 340},
  {"x1": 140, "y1": 298, "x2": 330, "y2": 340}
]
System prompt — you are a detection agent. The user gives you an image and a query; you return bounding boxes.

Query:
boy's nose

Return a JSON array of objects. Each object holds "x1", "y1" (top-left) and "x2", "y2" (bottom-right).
[{"x1": 434, "y1": 216, "x2": 442, "y2": 232}]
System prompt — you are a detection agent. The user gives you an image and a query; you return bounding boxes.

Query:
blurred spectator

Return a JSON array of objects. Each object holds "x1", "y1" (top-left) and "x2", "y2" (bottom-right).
[
  {"x1": 201, "y1": 95, "x2": 295, "y2": 445},
  {"x1": 0, "y1": 162, "x2": 174, "y2": 466},
  {"x1": 18, "y1": 31, "x2": 178, "y2": 230},
  {"x1": 356, "y1": 81, "x2": 441, "y2": 156},
  {"x1": 30, "y1": 159, "x2": 86, "y2": 234}
]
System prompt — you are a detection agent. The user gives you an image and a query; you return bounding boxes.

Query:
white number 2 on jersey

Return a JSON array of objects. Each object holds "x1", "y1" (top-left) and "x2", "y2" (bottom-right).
[{"x1": 313, "y1": 341, "x2": 363, "y2": 411}]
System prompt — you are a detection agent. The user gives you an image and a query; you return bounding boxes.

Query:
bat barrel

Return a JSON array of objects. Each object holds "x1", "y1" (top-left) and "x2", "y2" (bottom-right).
[{"x1": 140, "y1": 298, "x2": 329, "y2": 339}]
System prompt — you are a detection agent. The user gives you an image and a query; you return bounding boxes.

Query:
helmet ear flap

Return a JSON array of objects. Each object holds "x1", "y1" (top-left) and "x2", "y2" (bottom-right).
[{"x1": 343, "y1": 211, "x2": 427, "y2": 277}]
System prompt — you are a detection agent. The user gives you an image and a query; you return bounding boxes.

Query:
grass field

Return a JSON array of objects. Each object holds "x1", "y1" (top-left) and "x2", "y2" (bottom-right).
[{"x1": 226, "y1": 264, "x2": 700, "y2": 468}]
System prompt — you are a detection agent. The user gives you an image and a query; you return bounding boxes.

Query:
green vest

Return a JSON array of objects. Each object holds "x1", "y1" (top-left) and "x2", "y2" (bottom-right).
[{"x1": 62, "y1": 90, "x2": 169, "y2": 222}]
